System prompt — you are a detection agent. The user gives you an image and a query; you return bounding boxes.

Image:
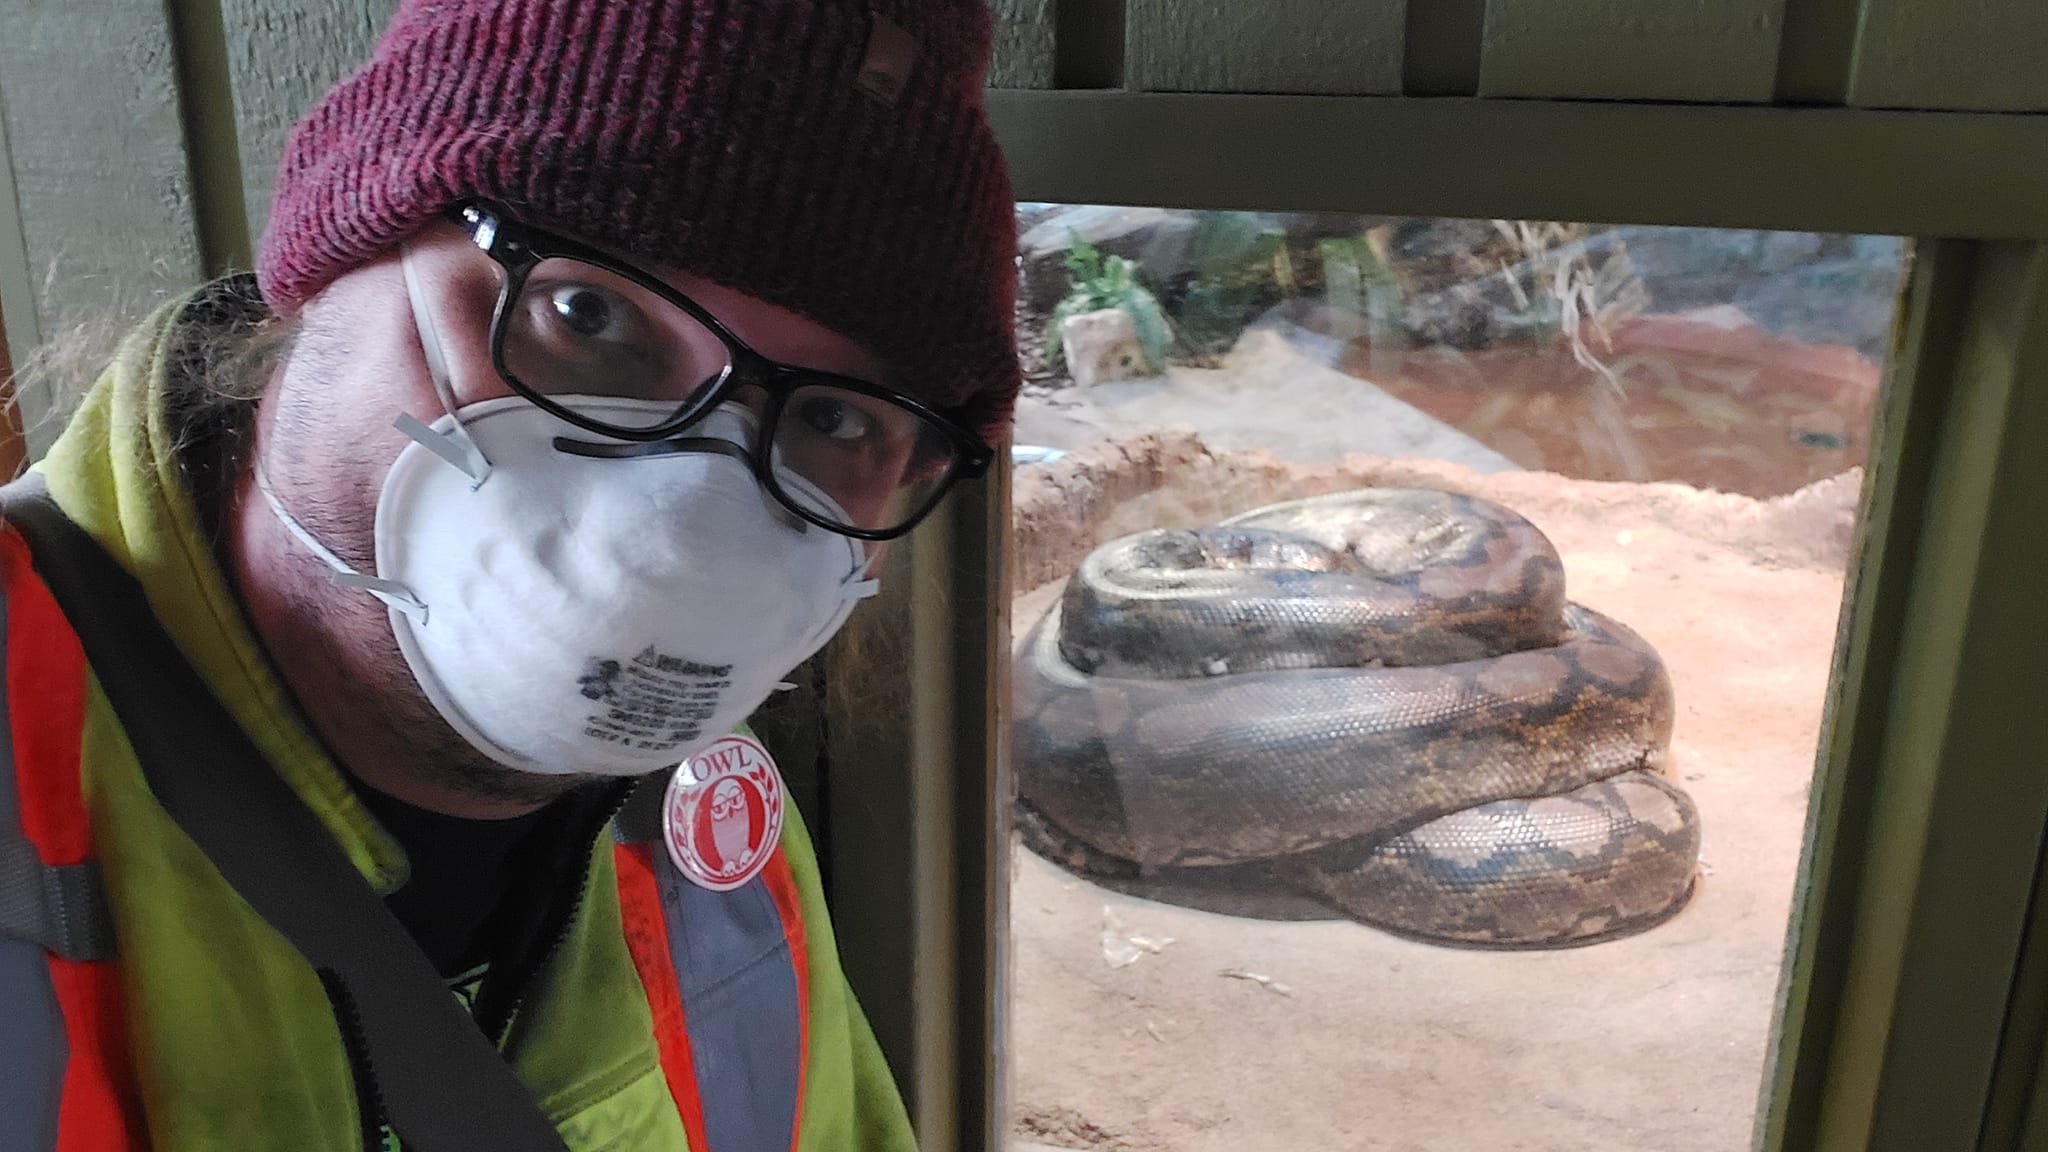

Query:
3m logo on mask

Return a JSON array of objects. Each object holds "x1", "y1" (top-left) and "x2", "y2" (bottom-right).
[{"x1": 578, "y1": 647, "x2": 735, "y2": 752}]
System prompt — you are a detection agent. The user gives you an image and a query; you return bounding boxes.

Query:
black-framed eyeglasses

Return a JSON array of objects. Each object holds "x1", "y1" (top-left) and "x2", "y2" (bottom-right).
[{"x1": 449, "y1": 199, "x2": 995, "y2": 541}]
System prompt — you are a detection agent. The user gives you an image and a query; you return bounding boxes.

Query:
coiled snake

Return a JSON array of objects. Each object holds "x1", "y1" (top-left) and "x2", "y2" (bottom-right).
[{"x1": 1013, "y1": 489, "x2": 1701, "y2": 949}]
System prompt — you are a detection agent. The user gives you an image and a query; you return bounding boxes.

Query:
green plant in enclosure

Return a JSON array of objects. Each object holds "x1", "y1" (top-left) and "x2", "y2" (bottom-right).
[
  {"x1": 1319, "y1": 228, "x2": 1406, "y2": 375},
  {"x1": 1174, "y1": 211, "x2": 1291, "y2": 355},
  {"x1": 1046, "y1": 232, "x2": 1171, "y2": 373}
]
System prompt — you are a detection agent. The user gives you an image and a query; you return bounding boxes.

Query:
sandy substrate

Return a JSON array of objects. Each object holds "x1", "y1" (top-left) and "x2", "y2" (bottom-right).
[
  {"x1": 1015, "y1": 307, "x2": 1879, "y2": 503},
  {"x1": 1003, "y1": 433, "x2": 1861, "y2": 1152}
]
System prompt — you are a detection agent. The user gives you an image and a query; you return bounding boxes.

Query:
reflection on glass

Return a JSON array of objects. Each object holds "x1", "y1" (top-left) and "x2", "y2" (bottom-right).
[{"x1": 1004, "y1": 206, "x2": 1908, "y2": 1152}]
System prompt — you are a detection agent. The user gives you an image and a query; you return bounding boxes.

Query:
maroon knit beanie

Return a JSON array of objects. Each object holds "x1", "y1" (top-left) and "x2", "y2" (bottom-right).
[{"x1": 258, "y1": 0, "x2": 1020, "y2": 440}]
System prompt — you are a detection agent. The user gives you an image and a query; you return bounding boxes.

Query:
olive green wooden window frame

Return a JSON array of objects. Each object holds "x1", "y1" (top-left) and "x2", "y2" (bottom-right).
[{"x1": 829, "y1": 92, "x2": 2048, "y2": 1152}]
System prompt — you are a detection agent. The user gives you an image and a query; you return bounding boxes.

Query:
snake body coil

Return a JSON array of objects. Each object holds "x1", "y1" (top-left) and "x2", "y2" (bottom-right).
[{"x1": 1013, "y1": 489, "x2": 1701, "y2": 948}]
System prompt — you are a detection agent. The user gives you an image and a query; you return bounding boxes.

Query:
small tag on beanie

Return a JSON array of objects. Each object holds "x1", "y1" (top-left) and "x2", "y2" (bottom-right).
[{"x1": 856, "y1": 13, "x2": 916, "y2": 106}]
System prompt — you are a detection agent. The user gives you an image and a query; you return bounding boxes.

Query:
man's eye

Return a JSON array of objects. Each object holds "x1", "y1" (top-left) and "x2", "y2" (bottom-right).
[
  {"x1": 547, "y1": 284, "x2": 632, "y2": 341},
  {"x1": 798, "y1": 397, "x2": 876, "y2": 441}
]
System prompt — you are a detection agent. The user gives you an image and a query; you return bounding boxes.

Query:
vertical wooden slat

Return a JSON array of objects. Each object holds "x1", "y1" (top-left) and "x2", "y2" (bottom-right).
[
  {"x1": 1053, "y1": 0, "x2": 1125, "y2": 89},
  {"x1": 1854, "y1": 243, "x2": 2048, "y2": 1151},
  {"x1": 1773, "y1": 0, "x2": 1860, "y2": 105},
  {"x1": 1126, "y1": 0, "x2": 1406, "y2": 95},
  {"x1": 822, "y1": 465, "x2": 1005, "y2": 1152},
  {"x1": 1756, "y1": 239, "x2": 1964, "y2": 1152},
  {"x1": 167, "y1": 0, "x2": 256, "y2": 275},
  {"x1": 0, "y1": 294, "x2": 23, "y2": 480},
  {"x1": 1403, "y1": 0, "x2": 1485, "y2": 96},
  {"x1": 1954, "y1": 247, "x2": 2048, "y2": 1152},
  {"x1": 989, "y1": 0, "x2": 1057, "y2": 89},
  {"x1": 2024, "y1": 1053, "x2": 2048, "y2": 1152},
  {"x1": 1848, "y1": 0, "x2": 2048, "y2": 113},
  {"x1": 823, "y1": 543, "x2": 920, "y2": 1101},
  {"x1": 219, "y1": 0, "x2": 393, "y2": 245},
  {"x1": 946, "y1": 460, "x2": 1005, "y2": 1152},
  {"x1": 0, "y1": 77, "x2": 41, "y2": 423},
  {"x1": 0, "y1": 0, "x2": 206, "y2": 453},
  {"x1": 1478, "y1": 0, "x2": 1786, "y2": 103},
  {"x1": 1989, "y1": 833, "x2": 2048, "y2": 1148}
]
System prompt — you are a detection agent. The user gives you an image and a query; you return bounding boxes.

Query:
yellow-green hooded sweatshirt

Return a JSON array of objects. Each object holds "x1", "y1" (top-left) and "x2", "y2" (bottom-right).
[{"x1": 2, "y1": 284, "x2": 916, "y2": 1151}]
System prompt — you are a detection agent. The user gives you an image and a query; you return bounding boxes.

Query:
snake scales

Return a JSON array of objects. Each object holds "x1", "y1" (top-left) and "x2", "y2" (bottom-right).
[{"x1": 1013, "y1": 488, "x2": 1702, "y2": 949}]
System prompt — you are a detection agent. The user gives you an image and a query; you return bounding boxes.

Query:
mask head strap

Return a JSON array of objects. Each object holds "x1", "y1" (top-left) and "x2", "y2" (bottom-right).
[
  {"x1": 841, "y1": 548, "x2": 882, "y2": 602},
  {"x1": 400, "y1": 245, "x2": 492, "y2": 487},
  {"x1": 253, "y1": 466, "x2": 429, "y2": 621}
]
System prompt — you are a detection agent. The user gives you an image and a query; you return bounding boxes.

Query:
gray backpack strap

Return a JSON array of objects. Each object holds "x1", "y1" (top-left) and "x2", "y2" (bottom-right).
[
  {"x1": 0, "y1": 476, "x2": 571, "y2": 1152},
  {"x1": 612, "y1": 770, "x2": 669, "y2": 844},
  {"x1": 0, "y1": 842, "x2": 115, "y2": 963}
]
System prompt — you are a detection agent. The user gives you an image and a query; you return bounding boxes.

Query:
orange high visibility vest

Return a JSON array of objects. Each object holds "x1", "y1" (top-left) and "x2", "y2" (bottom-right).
[{"x1": 0, "y1": 521, "x2": 815, "y2": 1151}]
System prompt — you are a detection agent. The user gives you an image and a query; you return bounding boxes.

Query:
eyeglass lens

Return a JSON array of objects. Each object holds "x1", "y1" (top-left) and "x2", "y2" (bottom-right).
[
  {"x1": 502, "y1": 258, "x2": 733, "y2": 426},
  {"x1": 771, "y1": 384, "x2": 962, "y2": 534}
]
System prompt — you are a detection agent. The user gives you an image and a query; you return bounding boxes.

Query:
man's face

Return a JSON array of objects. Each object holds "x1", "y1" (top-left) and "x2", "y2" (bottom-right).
[{"x1": 244, "y1": 218, "x2": 893, "y2": 805}]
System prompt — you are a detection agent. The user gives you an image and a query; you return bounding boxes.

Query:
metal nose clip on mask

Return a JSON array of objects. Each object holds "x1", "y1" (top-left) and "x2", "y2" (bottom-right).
[{"x1": 258, "y1": 246, "x2": 879, "y2": 776}]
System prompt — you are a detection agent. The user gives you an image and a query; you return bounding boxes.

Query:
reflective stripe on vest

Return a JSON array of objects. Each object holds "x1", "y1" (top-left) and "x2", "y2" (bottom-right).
[
  {"x1": 0, "y1": 573, "x2": 67, "y2": 1152},
  {"x1": 0, "y1": 526, "x2": 146, "y2": 1150},
  {"x1": 613, "y1": 835, "x2": 809, "y2": 1152}
]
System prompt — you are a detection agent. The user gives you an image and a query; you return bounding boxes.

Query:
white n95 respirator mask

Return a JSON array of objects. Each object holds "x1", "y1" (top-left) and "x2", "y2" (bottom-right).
[{"x1": 257, "y1": 254, "x2": 879, "y2": 776}]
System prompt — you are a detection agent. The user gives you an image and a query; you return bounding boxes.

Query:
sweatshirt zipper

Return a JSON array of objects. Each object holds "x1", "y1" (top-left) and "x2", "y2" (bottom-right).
[
  {"x1": 318, "y1": 968, "x2": 395, "y2": 1152},
  {"x1": 475, "y1": 778, "x2": 638, "y2": 1045}
]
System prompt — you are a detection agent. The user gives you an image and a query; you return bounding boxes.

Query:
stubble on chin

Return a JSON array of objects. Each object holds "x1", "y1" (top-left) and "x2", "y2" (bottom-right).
[
  {"x1": 262, "y1": 539, "x2": 598, "y2": 809},
  {"x1": 252, "y1": 328, "x2": 603, "y2": 813}
]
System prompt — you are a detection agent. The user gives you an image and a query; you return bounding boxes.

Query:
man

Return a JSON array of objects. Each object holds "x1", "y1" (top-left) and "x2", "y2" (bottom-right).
[{"x1": 0, "y1": 1, "x2": 1017, "y2": 1149}]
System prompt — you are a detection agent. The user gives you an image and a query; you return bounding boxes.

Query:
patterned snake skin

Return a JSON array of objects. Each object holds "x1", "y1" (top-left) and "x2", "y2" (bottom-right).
[{"x1": 1013, "y1": 489, "x2": 1702, "y2": 948}]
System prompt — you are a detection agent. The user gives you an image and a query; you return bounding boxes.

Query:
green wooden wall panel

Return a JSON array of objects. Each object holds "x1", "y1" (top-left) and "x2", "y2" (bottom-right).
[
  {"x1": 1479, "y1": 0, "x2": 1785, "y2": 103},
  {"x1": 988, "y1": 0, "x2": 1056, "y2": 88},
  {"x1": 986, "y1": 92, "x2": 2048, "y2": 239},
  {"x1": 1849, "y1": 0, "x2": 2048, "y2": 112},
  {"x1": 1793, "y1": 242, "x2": 2048, "y2": 1152},
  {"x1": 1126, "y1": 0, "x2": 1406, "y2": 95},
  {"x1": 220, "y1": 0, "x2": 394, "y2": 246},
  {"x1": 0, "y1": 0, "x2": 205, "y2": 452}
]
